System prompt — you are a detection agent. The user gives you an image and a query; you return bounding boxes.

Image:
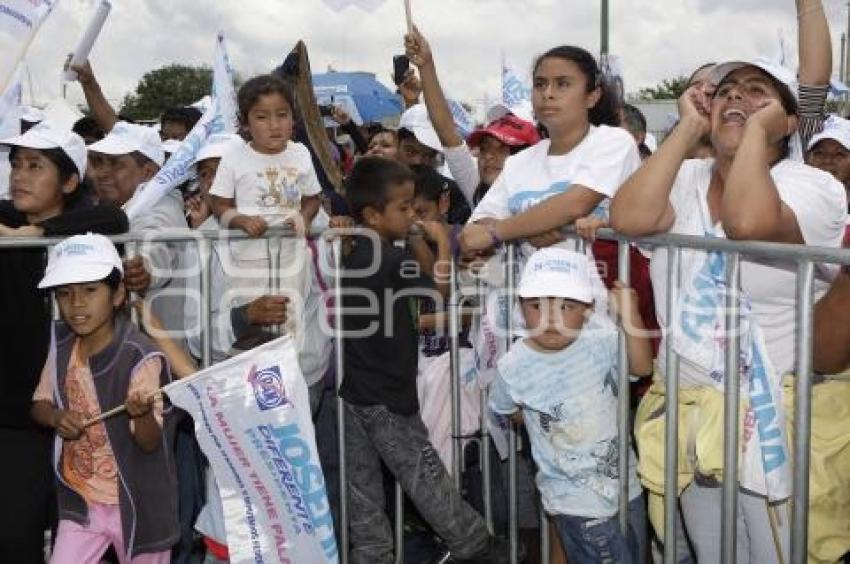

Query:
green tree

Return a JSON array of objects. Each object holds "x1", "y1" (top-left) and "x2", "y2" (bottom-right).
[
  {"x1": 120, "y1": 64, "x2": 212, "y2": 120},
  {"x1": 634, "y1": 75, "x2": 690, "y2": 101}
]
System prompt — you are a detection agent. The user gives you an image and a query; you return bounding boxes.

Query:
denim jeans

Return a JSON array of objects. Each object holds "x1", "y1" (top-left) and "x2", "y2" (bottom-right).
[
  {"x1": 344, "y1": 402, "x2": 491, "y2": 564},
  {"x1": 553, "y1": 496, "x2": 646, "y2": 564}
]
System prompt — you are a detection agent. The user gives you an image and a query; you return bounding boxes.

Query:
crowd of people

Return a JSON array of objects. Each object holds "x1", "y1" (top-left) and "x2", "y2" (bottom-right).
[{"x1": 1, "y1": 0, "x2": 850, "y2": 562}]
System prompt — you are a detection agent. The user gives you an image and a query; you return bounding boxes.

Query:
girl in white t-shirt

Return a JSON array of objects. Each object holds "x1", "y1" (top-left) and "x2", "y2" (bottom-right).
[
  {"x1": 611, "y1": 60, "x2": 847, "y2": 563},
  {"x1": 459, "y1": 45, "x2": 641, "y2": 254},
  {"x1": 209, "y1": 74, "x2": 321, "y2": 238},
  {"x1": 208, "y1": 75, "x2": 322, "y2": 333}
]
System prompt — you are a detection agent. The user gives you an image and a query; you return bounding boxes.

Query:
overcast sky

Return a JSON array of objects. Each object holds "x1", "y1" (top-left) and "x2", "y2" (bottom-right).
[{"x1": 21, "y1": 0, "x2": 850, "y2": 115}]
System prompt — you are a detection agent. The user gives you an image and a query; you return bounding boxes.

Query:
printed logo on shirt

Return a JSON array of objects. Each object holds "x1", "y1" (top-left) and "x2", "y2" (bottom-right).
[
  {"x1": 508, "y1": 181, "x2": 570, "y2": 215},
  {"x1": 247, "y1": 364, "x2": 291, "y2": 411},
  {"x1": 256, "y1": 166, "x2": 301, "y2": 210},
  {"x1": 507, "y1": 180, "x2": 609, "y2": 220}
]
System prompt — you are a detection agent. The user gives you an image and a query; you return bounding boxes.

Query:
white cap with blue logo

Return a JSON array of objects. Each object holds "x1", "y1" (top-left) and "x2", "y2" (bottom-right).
[
  {"x1": 38, "y1": 233, "x2": 123, "y2": 289},
  {"x1": 518, "y1": 247, "x2": 594, "y2": 304}
]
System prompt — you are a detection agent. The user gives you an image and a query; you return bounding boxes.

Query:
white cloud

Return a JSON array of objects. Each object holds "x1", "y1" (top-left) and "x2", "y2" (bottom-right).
[{"x1": 19, "y1": 0, "x2": 849, "y2": 115}]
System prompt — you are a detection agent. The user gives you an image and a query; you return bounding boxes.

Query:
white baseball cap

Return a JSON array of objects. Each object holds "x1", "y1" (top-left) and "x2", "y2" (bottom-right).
[
  {"x1": 808, "y1": 115, "x2": 850, "y2": 152},
  {"x1": 88, "y1": 121, "x2": 165, "y2": 167},
  {"x1": 711, "y1": 57, "x2": 797, "y2": 94},
  {"x1": 38, "y1": 233, "x2": 123, "y2": 289},
  {"x1": 518, "y1": 248, "x2": 594, "y2": 304},
  {"x1": 194, "y1": 133, "x2": 245, "y2": 164},
  {"x1": 161, "y1": 138, "x2": 182, "y2": 155},
  {"x1": 398, "y1": 104, "x2": 443, "y2": 153},
  {"x1": 1, "y1": 121, "x2": 87, "y2": 178}
]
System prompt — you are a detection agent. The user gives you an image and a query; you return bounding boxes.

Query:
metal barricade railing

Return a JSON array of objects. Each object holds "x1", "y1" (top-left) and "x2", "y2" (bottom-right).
[{"x1": 7, "y1": 226, "x2": 850, "y2": 564}]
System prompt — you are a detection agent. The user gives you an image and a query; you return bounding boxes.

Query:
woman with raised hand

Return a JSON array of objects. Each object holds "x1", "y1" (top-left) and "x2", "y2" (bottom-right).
[
  {"x1": 457, "y1": 45, "x2": 640, "y2": 255},
  {"x1": 405, "y1": 26, "x2": 539, "y2": 207},
  {"x1": 610, "y1": 56, "x2": 847, "y2": 562}
]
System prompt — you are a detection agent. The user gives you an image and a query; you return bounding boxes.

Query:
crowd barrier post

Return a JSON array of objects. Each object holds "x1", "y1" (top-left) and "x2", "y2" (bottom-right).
[
  {"x1": 503, "y1": 244, "x2": 519, "y2": 564},
  {"x1": 449, "y1": 258, "x2": 464, "y2": 487},
  {"x1": 662, "y1": 246, "x2": 681, "y2": 564},
  {"x1": 791, "y1": 261, "x2": 815, "y2": 564},
  {"x1": 616, "y1": 241, "x2": 632, "y2": 535},
  {"x1": 332, "y1": 238, "x2": 350, "y2": 564},
  {"x1": 268, "y1": 235, "x2": 282, "y2": 336},
  {"x1": 721, "y1": 253, "x2": 742, "y2": 563},
  {"x1": 125, "y1": 240, "x2": 140, "y2": 326},
  {"x1": 475, "y1": 273, "x2": 495, "y2": 535},
  {"x1": 198, "y1": 238, "x2": 212, "y2": 368}
]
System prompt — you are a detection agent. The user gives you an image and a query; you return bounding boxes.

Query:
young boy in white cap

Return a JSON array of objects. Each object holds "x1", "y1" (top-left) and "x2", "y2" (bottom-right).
[
  {"x1": 30, "y1": 233, "x2": 178, "y2": 564},
  {"x1": 489, "y1": 247, "x2": 652, "y2": 564}
]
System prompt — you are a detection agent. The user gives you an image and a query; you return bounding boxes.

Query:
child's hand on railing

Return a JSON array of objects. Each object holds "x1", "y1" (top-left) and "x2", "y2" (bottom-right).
[{"x1": 575, "y1": 216, "x2": 608, "y2": 242}]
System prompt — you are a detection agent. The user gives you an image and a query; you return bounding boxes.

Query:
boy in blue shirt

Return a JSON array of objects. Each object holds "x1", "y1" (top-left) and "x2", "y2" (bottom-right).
[{"x1": 490, "y1": 247, "x2": 652, "y2": 563}]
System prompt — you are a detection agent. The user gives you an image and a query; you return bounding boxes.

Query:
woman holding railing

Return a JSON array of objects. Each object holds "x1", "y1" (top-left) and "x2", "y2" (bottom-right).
[{"x1": 610, "y1": 53, "x2": 848, "y2": 562}]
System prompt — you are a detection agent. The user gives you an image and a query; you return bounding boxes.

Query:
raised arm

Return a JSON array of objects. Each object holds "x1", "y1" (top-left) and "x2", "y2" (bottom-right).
[
  {"x1": 405, "y1": 26, "x2": 463, "y2": 149},
  {"x1": 68, "y1": 60, "x2": 118, "y2": 133},
  {"x1": 797, "y1": 0, "x2": 831, "y2": 86},
  {"x1": 610, "y1": 87, "x2": 710, "y2": 236}
]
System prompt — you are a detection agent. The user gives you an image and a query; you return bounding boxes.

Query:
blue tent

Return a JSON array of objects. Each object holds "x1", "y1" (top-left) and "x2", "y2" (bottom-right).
[{"x1": 312, "y1": 71, "x2": 402, "y2": 123}]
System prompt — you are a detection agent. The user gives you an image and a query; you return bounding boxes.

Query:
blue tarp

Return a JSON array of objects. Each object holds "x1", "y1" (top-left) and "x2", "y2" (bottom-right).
[{"x1": 312, "y1": 71, "x2": 403, "y2": 123}]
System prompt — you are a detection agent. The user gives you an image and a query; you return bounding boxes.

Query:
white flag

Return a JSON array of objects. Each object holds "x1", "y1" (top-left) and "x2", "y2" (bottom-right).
[
  {"x1": 0, "y1": 63, "x2": 22, "y2": 138},
  {"x1": 124, "y1": 33, "x2": 237, "y2": 220},
  {"x1": 212, "y1": 31, "x2": 238, "y2": 134},
  {"x1": 165, "y1": 337, "x2": 338, "y2": 564},
  {"x1": 0, "y1": 0, "x2": 57, "y2": 93},
  {"x1": 501, "y1": 62, "x2": 530, "y2": 110}
]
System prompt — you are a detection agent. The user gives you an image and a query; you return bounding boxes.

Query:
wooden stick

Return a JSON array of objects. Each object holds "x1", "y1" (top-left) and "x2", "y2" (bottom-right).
[
  {"x1": 403, "y1": 0, "x2": 413, "y2": 33},
  {"x1": 82, "y1": 390, "x2": 161, "y2": 428}
]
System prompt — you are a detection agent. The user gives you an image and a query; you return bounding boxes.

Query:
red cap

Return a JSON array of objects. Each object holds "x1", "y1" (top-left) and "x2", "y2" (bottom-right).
[{"x1": 467, "y1": 114, "x2": 540, "y2": 149}]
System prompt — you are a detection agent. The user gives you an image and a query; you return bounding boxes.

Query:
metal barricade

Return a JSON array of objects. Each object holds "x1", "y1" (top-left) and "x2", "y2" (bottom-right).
[{"x1": 8, "y1": 225, "x2": 850, "y2": 564}]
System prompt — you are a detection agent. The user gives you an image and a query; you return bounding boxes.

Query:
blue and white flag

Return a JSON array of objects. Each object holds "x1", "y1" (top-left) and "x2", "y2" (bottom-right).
[
  {"x1": 213, "y1": 31, "x2": 238, "y2": 134},
  {"x1": 322, "y1": 0, "x2": 386, "y2": 12},
  {"x1": 125, "y1": 33, "x2": 237, "y2": 220},
  {"x1": 502, "y1": 63, "x2": 531, "y2": 109},
  {"x1": 447, "y1": 98, "x2": 474, "y2": 138},
  {"x1": 0, "y1": 0, "x2": 57, "y2": 93},
  {"x1": 165, "y1": 337, "x2": 338, "y2": 564}
]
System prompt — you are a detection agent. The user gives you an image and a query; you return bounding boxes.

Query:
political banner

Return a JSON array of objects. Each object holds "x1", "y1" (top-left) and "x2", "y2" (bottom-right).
[
  {"x1": 0, "y1": 0, "x2": 56, "y2": 93},
  {"x1": 125, "y1": 33, "x2": 236, "y2": 220},
  {"x1": 165, "y1": 336, "x2": 338, "y2": 564}
]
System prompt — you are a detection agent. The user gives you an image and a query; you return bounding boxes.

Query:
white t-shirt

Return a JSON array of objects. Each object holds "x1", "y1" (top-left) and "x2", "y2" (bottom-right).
[
  {"x1": 209, "y1": 140, "x2": 321, "y2": 222},
  {"x1": 651, "y1": 159, "x2": 847, "y2": 384},
  {"x1": 210, "y1": 141, "x2": 321, "y2": 261},
  {"x1": 470, "y1": 125, "x2": 641, "y2": 223}
]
